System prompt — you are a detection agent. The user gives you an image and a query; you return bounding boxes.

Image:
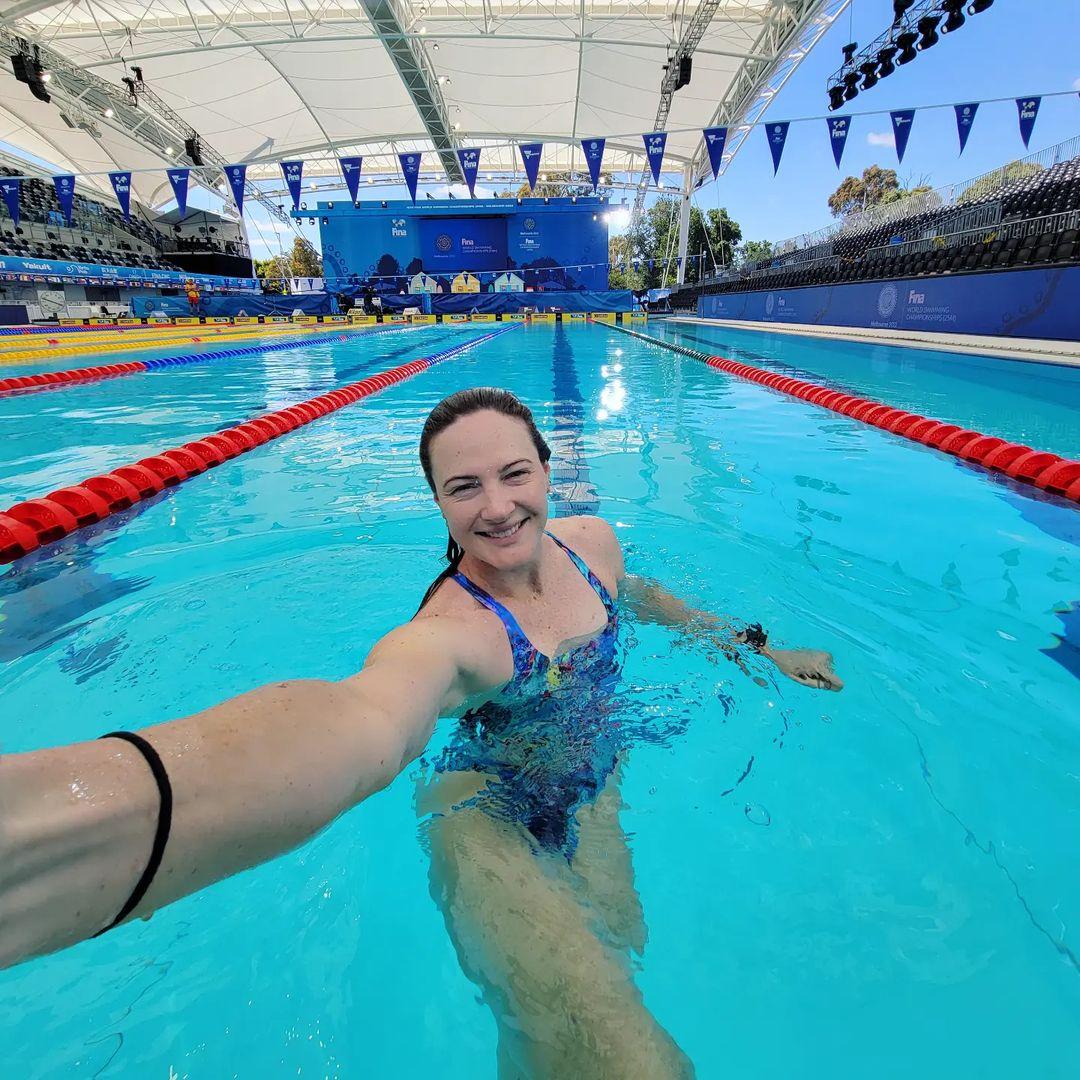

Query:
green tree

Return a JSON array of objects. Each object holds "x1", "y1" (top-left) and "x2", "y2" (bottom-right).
[
  {"x1": 254, "y1": 254, "x2": 290, "y2": 293},
  {"x1": 738, "y1": 240, "x2": 774, "y2": 267},
  {"x1": 516, "y1": 171, "x2": 597, "y2": 198},
  {"x1": 828, "y1": 165, "x2": 901, "y2": 217},
  {"x1": 289, "y1": 236, "x2": 323, "y2": 277},
  {"x1": 958, "y1": 160, "x2": 1043, "y2": 202}
]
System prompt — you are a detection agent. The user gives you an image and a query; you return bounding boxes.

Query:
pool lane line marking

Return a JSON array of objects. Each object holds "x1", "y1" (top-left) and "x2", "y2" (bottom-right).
[
  {"x1": 608, "y1": 323, "x2": 1080, "y2": 506},
  {"x1": 0, "y1": 323, "x2": 521, "y2": 565},
  {"x1": 0, "y1": 322, "x2": 331, "y2": 366},
  {"x1": 0, "y1": 324, "x2": 431, "y2": 396}
]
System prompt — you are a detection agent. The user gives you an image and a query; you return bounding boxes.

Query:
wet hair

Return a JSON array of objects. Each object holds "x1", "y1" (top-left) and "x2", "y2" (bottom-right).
[{"x1": 416, "y1": 387, "x2": 551, "y2": 613}]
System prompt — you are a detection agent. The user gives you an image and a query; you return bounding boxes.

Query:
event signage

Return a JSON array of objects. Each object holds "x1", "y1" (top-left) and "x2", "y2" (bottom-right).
[
  {"x1": 225, "y1": 164, "x2": 247, "y2": 214},
  {"x1": 339, "y1": 156, "x2": 363, "y2": 203},
  {"x1": 281, "y1": 160, "x2": 304, "y2": 211},
  {"x1": 954, "y1": 103, "x2": 978, "y2": 154},
  {"x1": 583, "y1": 138, "x2": 605, "y2": 192},
  {"x1": 457, "y1": 148, "x2": 480, "y2": 197},
  {"x1": 167, "y1": 168, "x2": 190, "y2": 217},
  {"x1": 643, "y1": 132, "x2": 667, "y2": 185},
  {"x1": 703, "y1": 127, "x2": 728, "y2": 180},
  {"x1": 766, "y1": 122, "x2": 790, "y2": 174},
  {"x1": 1, "y1": 178, "x2": 19, "y2": 228},
  {"x1": 399, "y1": 152, "x2": 421, "y2": 202},
  {"x1": 519, "y1": 143, "x2": 543, "y2": 190},
  {"x1": 0, "y1": 253, "x2": 259, "y2": 290},
  {"x1": 1016, "y1": 97, "x2": 1040, "y2": 148},
  {"x1": 890, "y1": 109, "x2": 916, "y2": 165},
  {"x1": 52, "y1": 174, "x2": 75, "y2": 224},
  {"x1": 826, "y1": 116, "x2": 850, "y2": 168},
  {"x1": 108, "y1": 171, "x2": 132, "y2": 220}
]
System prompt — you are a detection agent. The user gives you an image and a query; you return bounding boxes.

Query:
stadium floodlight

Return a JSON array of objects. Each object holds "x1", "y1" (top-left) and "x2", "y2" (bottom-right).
[
  {"x1": 940, "y1": 0, "x2": 966, "y2": 33},
  {"x1": 916, "y1": 14, "x2": 941, "y2": 49},
  {"x1": 860, "y1": 60, "x2": 879, "y2": 91},
  {"x1": 827, "y1": 83, "x2": 847, "y2": 111},
  {"x1": 877, "y1": 44, "x2": 899, "y2": 77},
  {"x1": 895, "y1": 29, "x2": 919, "y2": 63},
  {"x1": 967, "y1": 0, "x2": 992, "y2": 13}
]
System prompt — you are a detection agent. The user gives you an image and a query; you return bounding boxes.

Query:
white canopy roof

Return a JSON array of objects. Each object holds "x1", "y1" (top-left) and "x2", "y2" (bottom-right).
[{"x1": 0, "y1": 0, "x2": 847, "y2": 208}]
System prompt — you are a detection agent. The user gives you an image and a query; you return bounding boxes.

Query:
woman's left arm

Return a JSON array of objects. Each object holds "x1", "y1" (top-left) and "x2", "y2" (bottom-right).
[{"x1": 587, "y1": 519, "x2": 843, "y2": 693}]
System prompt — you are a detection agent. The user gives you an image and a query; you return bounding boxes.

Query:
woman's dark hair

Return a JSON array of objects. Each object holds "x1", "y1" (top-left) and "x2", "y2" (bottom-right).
[{"x1": 416, "y1": 387, "x2": 550, "y2": 613}]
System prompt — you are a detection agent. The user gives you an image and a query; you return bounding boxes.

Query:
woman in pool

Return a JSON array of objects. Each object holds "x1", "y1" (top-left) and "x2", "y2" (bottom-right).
[{"x1": 0, "y1": 388, "x2": 841, "y2": 1075}]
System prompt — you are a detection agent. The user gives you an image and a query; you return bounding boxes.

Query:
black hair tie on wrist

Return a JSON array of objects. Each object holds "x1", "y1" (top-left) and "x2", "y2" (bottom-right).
[{"x1": 93, "y1": 731, "x2": 174, "y2": 937}]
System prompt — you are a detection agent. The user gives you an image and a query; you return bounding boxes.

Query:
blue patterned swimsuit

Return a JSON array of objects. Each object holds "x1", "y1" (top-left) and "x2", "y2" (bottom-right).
[{"x1": 434, "y1": 532, "x2": 623, "y2": 860}]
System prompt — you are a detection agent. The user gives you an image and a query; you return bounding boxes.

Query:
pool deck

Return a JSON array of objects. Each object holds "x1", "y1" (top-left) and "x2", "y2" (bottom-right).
[{"x1": 669, "y1": 317, "x2": 1080, "y2": 367}]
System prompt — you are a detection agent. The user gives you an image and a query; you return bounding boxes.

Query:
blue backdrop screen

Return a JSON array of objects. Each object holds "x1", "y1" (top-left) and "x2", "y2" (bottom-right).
[{"x1": 419, "y1": 217, "x2": 507, "y2": 271}]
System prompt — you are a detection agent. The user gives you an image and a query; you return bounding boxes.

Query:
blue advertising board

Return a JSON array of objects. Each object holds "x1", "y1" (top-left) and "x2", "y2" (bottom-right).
[
  {"x1": 0, "y1": 254, "x2": 258, "y2": 292},
  {"x1": 697, "y1": 267, "x2": 1080, "y2": 342},
  {"x1": 313, "y1": 196, "x2": 610, "y2": 292}
]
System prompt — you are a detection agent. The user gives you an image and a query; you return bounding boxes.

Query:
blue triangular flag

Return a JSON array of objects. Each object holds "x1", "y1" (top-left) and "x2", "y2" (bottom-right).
[
  {"x1": 643, "y1": 132, "x2": 667, "y2": 186},
  {"x1": 827, "y1": 116, "x2": 850, "y2": 168},
  {"x1": 519, "y1": 143, "x2": 542, "y2": 190},
  {"x1": 457, "y1": 148, "x2": 480, "y2": 197},
  {"x1": 225, "y1": 164, "x2": 247, "y2": 214},
  {"x1": 52, "y1": 174, "x2": 75, "y2": 224},
  {"x1": 280, "y1": 160, "x2": 303, "y2": 211},
  {"x1": 703, "y1": 127, "x2": 728, "y2": 180},
  {"x1": 582, "y1": 138, "x2": 605, "y2": 192},
  {"x1": 167, "y1": 168, "x2": 190, "y2": 217},
  {"x1": 1, "y1": 177, "x2": 20, "y2": 228},
  {"x1": 108, "y1": 171, "x2": 132, "y2": 220},
  {"x1": 766, "y1": 122, "x2": 790, "y2": 174},
  {"x1": 890, "y1": 109, "x2": 915, "y2": 165},
  {"x1": 399, "y1": 152, "x2": 421, "y2": 202},
  {"x1": 954, "y1": 103, "x2": 979, "y2": 155},
  {"x1": 339, "y1": 157, "x2": 362, "y2": 203},
  {"x1": 1016, "y1": 97, "x2": 1040, "y2": 148}
]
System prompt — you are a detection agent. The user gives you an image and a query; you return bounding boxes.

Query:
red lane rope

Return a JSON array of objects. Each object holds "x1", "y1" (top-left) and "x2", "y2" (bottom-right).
[
  {"x1": 0, "y1": 324, "x2": 519, "y2": 565},
  {"x1": 610, "y1": 324, "x2": 1080, "y2": 506}
]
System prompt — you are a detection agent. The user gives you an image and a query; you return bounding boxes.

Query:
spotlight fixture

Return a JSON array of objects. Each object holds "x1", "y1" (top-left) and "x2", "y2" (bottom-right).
[
  {"x1": 967, "y1": 0, "x2": 992, "y2": 13},
  {"x1": 843, "y1": 69, "x2": 860, "y2": 101},
  {"x1": 40, "y1": 70, "x2": 51, "y2": 83},
  {"x1": 876, "y1": 44, "x2": 898, "y2": 77},
  {"x1": 827, "y1": 83, "x2": 847, "y2": 111},
  {"x1": 895, "y1": 29, "x2": 919, "y2": 63},
  {"x1": 103, "y1": 107, "x2": 114, "y2": 118},
  {"x1": 841, "y1": 41, "x2": 858, "y2": 65},
  {"x1": 184, "y1": 135, "x2": 204, "y2": 165},
  {"x1": 941, "y1": 0, "x2": 965, "y2": 32},
  {"x1": 892, "y1": 0, "x2": 915, "y2": 19},
  {"x1": 10, "y1": 43, "x2": 51, "y2": 102},
  {"x1": 300, "y1": 201, "x2": 307, "y2": 210},
  {"x1": 165, "y1": 145, "x2": 175, "y2": 156},
  {"x1": 859, "y1": 59, "x2": 879, "y2": 91},
  {"x1": 916, "y1": 14, "x2": 941, "y2": 50},
  {"x1": 328, "y1": 201, "x2": 334, "y2": 209},
  {"x1": 380, "y1": 200, "x2": 388, "y2": 209}
]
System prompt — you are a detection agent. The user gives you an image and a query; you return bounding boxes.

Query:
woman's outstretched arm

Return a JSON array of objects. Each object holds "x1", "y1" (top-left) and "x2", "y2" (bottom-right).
[{"x1": 0, "y1": 616, "x2": 470, "y2": 971}]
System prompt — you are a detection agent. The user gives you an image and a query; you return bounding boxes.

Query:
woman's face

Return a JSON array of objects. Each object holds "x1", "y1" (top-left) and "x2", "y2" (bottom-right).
[{"x1": 429, "y1": 409, "x2": 550, "y2": 570}]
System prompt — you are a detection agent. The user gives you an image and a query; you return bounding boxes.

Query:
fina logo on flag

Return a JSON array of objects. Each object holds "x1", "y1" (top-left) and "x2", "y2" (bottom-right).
[
  {"x1": 285, "y1": 163, "x2": 300, "y2": 180},
  {"x1": 831, "y1": 119, "x2": 847, "y2": 137},
  {"x1": 647, "y1": 135, "x2": 663, "y2": 150},
  {"x1": 1020, "y1": 99, "x2": 1037, "y2": 119}
]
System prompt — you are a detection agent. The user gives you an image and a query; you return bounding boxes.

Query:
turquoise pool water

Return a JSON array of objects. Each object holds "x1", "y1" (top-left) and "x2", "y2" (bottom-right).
[
  {"x1": 656, "y1": 319, "x2": 1080, "y2": 459},
  {"x1": 1, "y1": 324, "x2": 1077, "y2": 1078}
]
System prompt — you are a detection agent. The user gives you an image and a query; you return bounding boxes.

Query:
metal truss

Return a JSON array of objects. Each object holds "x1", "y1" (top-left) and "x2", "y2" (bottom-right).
[
  {"x1": 361, "y1": 0, "x2": 463, "y2": 183},
  {"x1": 689, "y1": 0, "x2": 850, "y2": 187}
]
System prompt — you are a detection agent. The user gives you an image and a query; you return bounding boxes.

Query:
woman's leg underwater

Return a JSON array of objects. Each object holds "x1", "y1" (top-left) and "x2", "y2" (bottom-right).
[{"x1": 416, "y1": 769, "x2": 693, "y2": 1080}]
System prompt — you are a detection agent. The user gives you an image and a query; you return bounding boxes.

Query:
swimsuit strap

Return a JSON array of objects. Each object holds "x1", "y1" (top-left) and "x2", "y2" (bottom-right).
[
  {"x1": 451, "y1": 572, "x2": 537, "y2": 680},
  {"x1": 545, "y1": 531, "x2": 618, "y2": 618}
]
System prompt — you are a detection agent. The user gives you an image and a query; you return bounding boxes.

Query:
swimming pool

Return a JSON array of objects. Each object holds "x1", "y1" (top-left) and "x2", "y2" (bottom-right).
[{"x1": 2, "y1": 322, "x2": 1078, "y2": 1077}]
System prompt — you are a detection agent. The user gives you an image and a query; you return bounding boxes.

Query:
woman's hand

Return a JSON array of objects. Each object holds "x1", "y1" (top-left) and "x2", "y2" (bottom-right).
[{"x1": 734, "y1": 632, "x2": 844, "y2": 692}]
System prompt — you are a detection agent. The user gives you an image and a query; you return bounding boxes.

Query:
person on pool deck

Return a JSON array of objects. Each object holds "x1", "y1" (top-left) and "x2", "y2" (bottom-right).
[{"x1": 0, "y1": 388, "x2": 841, "y2": 1076}]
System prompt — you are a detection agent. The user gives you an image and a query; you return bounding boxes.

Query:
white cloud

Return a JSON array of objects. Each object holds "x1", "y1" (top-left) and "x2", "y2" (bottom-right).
[
  {"x1": 1073, "y1": 76, "x2": 1080, "y2": 91},
  {"x1": 867, "y1": 131, "x2": 894, "y2": 147}
]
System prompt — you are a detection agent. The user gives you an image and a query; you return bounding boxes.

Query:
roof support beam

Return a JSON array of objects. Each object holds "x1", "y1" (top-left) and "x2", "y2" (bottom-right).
[{"x1": 361, "y1": 0, "x2": 463, "y2": 183}]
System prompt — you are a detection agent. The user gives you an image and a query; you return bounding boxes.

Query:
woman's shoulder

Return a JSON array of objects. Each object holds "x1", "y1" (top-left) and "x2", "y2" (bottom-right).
[{"x1": 547, "y1": 515, "x2": 625, "y2": 591}]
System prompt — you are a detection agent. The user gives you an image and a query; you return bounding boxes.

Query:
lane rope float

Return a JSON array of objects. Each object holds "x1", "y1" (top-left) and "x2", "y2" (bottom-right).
[
  {"x1": 0, "y1": 323, "x2": 520, "y2": 565},
  {"x1": 609, "y1": 323, "x2": 1080, "y2": 505},
  {"x1": 0, "y1": 324, "x2": 428, "y2": 396}
]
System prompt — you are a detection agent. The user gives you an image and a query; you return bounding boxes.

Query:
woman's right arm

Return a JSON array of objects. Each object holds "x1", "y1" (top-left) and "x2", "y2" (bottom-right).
[{"x1": 0, "y1": 615, "x2": 470, "y2": 970}]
